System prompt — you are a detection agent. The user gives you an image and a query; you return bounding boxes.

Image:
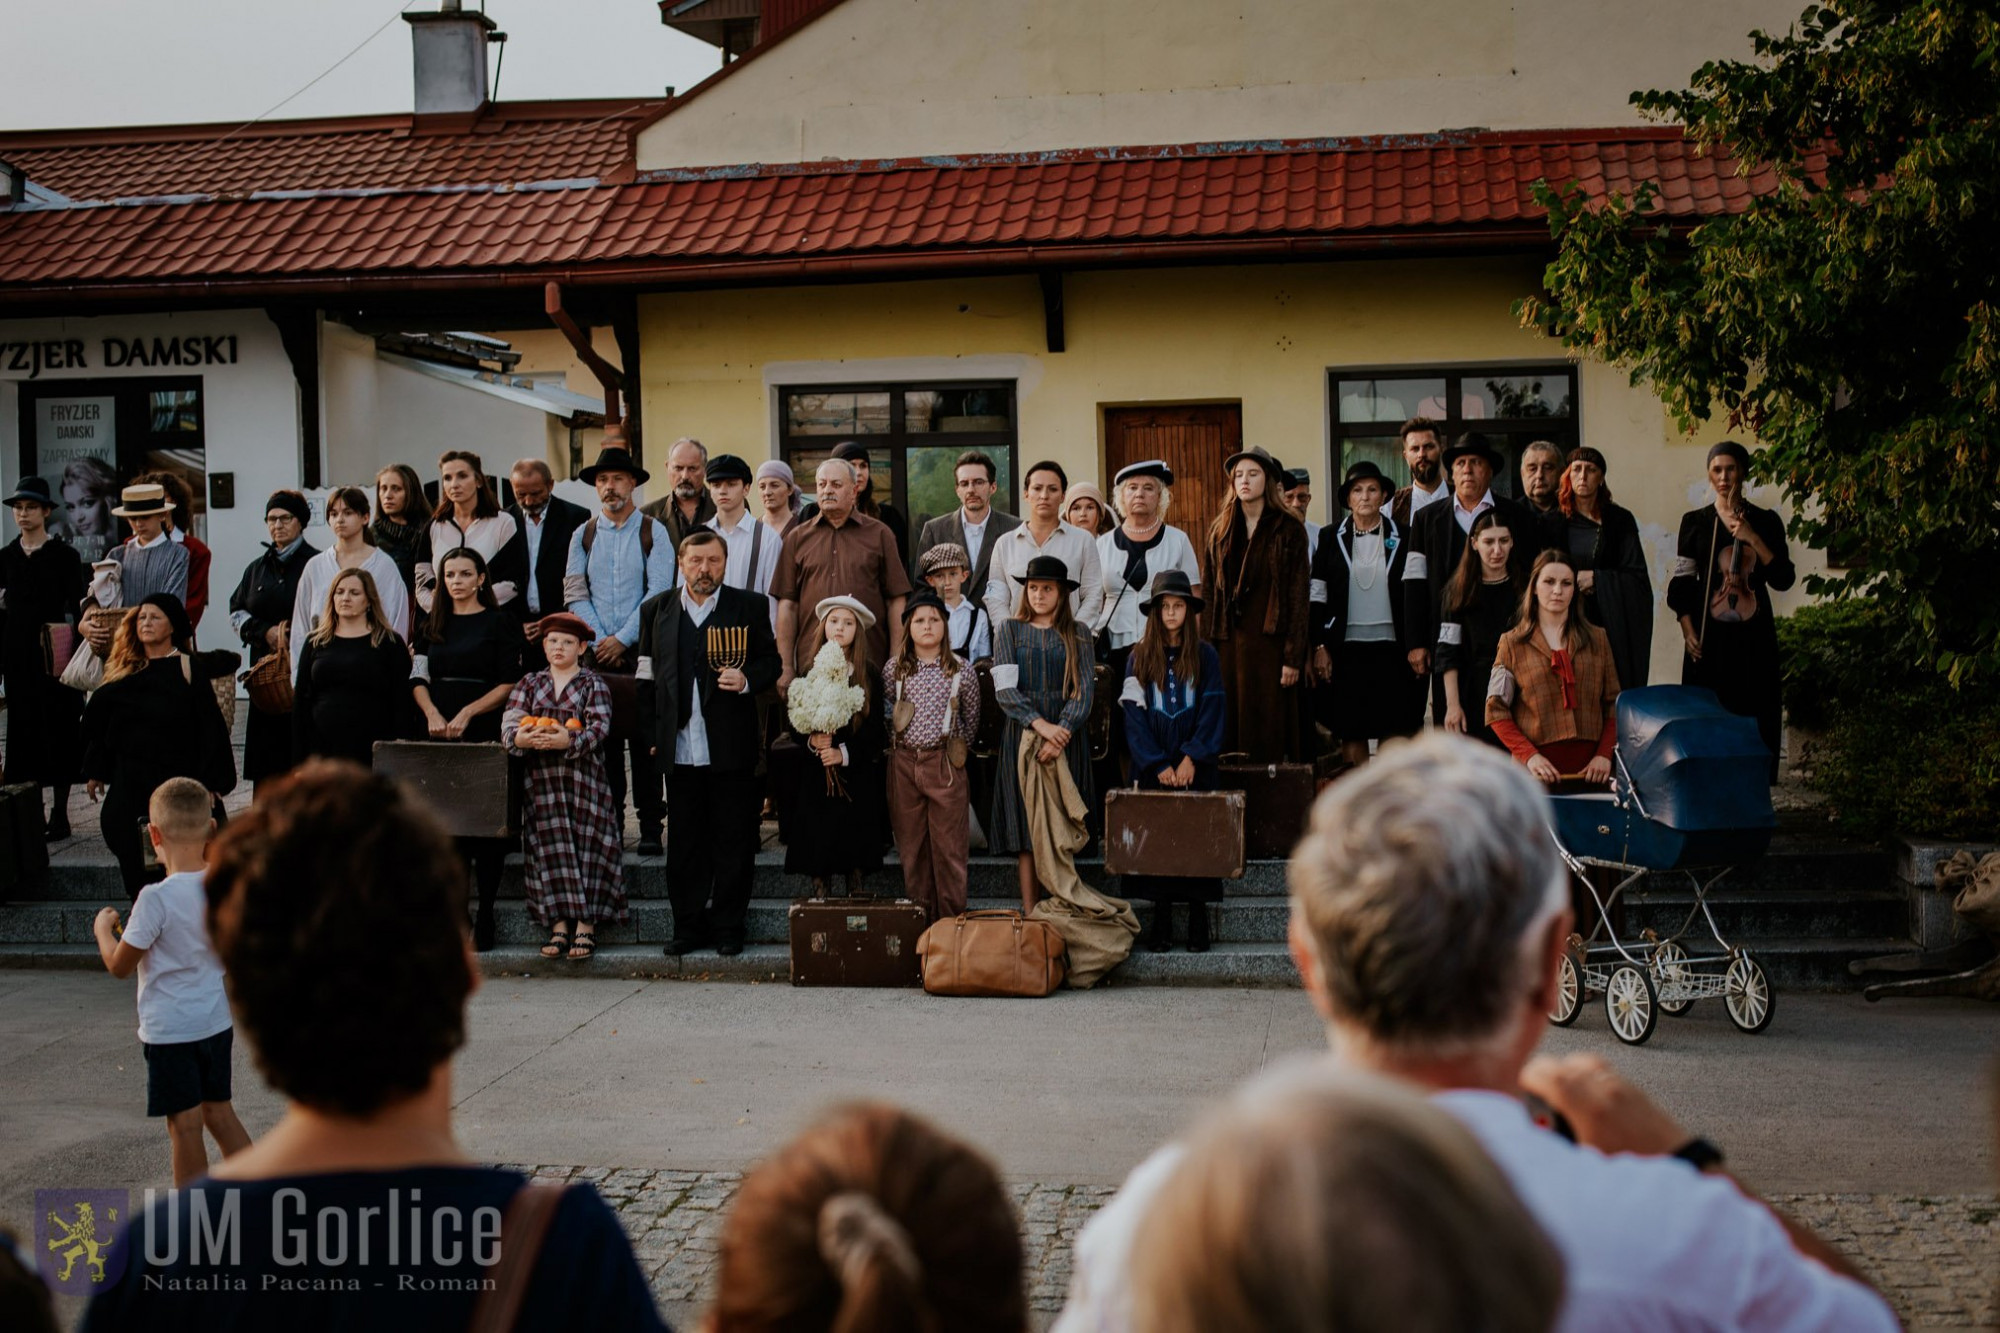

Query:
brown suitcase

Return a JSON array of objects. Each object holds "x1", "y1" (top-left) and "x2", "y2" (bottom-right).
[
  {"x1": 1219, "y1": 758, "x2": 1317, "y2": 861},
  {"x1": 789, "y1": 897, "x2": 927, "y2": 987},
  {"x1": 373, "y1": 740, "x2": 515, "y2": 838},
  {"x1": 918, "y1": 910, "x2": 1068, "y2": 997},
  {"x1": 1102, "y1": 788, "x2": 1246, "y2": 879}
]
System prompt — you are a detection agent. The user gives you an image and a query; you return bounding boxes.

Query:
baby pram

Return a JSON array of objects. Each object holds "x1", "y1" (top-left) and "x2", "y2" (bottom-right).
[{"x1": 1545, "y1": 686, "x2": 1777, "y2": 1045}]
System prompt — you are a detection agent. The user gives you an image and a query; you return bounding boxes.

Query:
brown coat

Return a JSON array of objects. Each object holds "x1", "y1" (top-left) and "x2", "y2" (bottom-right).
[
  {"x1": 1202, "y1": 506, "x2": 1311, "y2": 666},
  {"x1": 1485, "y1": 621, "x2": 1622, "y2": 748}
]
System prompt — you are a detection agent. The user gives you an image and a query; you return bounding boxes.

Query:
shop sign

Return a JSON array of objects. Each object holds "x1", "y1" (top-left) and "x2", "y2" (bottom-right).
[{"x1": 0, "y1": 334, "x2": 239, "y2": 380}]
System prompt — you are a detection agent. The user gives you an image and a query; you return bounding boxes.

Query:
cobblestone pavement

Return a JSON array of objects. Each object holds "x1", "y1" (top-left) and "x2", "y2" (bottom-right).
[{"x1": 508, "y1": 1165, "x2": 1996, "y2": 1327}]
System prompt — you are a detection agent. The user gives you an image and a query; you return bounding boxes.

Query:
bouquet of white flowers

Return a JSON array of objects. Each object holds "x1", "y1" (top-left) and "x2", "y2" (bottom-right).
[{"x1": 787, "y1": 640, "x2": 867, "y2": 796}]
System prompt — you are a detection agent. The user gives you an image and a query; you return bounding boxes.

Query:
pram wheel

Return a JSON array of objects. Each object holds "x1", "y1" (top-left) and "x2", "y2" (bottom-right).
[
  {"x1": 1724, "y1": 953, "x2": 1774, "y2": 1034},
  {"x1": 1651, "y1": 939, "x2": 1694, "y2": 1016},
  {"x1": 1604, "y1": 963, "x2": 1657, "y2": 1045},
  {"x1": 1549, "y1": 948, "x2": 1582, "y2": 1026}
]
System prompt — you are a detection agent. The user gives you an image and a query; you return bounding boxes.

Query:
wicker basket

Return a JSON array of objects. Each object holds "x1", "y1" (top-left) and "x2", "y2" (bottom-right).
[{"x1": 244, "y1": 628, "x2": 293, "y2": 715}]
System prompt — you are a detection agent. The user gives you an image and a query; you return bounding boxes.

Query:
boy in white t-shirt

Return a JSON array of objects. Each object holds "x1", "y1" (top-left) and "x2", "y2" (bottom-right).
[{"x1": 92, "y1": 777, "x2": 252, "y2": 1186}]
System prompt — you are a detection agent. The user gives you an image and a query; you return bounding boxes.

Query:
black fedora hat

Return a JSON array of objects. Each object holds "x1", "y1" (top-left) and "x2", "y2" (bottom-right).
[
  {"x1": 4, "y1": 476, "x2": 57, "y2": 509},
  {"x1": 1441, "y1": 432, "x2": 1503, "y2": 473},
  {"x1": 1338, "y1": 460, "x2": 1395, "y2": 509},
  {"x1": 1021, "y1": 554, "x2": 1079, "y2": 593},
  {"x1": 580, "y1": 447, "x2": 651, "y2": 486},
  {"x1": 1139, "y1": 568, "x2": 1204, "y2": 617}
]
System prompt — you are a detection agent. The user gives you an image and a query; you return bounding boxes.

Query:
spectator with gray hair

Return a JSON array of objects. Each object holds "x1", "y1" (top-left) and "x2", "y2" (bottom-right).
[
  {"x1": 1057, "y1": 733, "x2": 1896, "y2": 1333},
  {"x1": 641, "y1": 436, "x2": 716, "y2": 551},
  {"x1": 771, "y1": 457, "x2": 911, "y2": 686},
  {"x1": 1520, "y1": 439, "x2": 1566, "y2": 524}
]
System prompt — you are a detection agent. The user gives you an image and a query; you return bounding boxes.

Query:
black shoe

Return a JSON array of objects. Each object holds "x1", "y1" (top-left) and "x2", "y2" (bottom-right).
[
  {"x1": 473, "y1": 910, "x2": 497, "y2": 953},
  {"x1": 1146, "y1": 903, "x2": 1173, "y2": 953},
  {"x1": 44, "y1": 819, "x2": 70, "y2": 843},
  {"x1": 663, "y1": 936, "x2": 706, "y2": 957},
  {"x1": 637, "y1": 830, "x2": 664, "y2": 857},
  {"x1": 1187, "y1": 907, "x2": 1211, "y2": 954},
  {"x1": 716, "y1": 940, "x2": 744, "y2": 957}
]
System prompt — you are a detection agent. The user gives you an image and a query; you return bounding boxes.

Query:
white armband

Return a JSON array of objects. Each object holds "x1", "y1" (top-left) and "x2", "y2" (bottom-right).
[
  {"x1": 1487, "y1": 664, "x2": 1517, "y2": 706},
  {"x1": 1309, "y1": 578, "x2": 1328, "y2": 603},
  {"x1": 410, "y1": 654, "x2": 431, "y2": 682},
  {"x1": 562, "y1": 573, "x2": 590, "y2": 605},
  {"x1": 1404, "y1": 552, "x2": 1428, "y2": 580},
  {"x1": 635, "y1": 655, "x2": 654, "y2": 682},
  {"x1": 990, "y1": 663, "x2": 1020, "y2": 691},
  {"x1": 1670, "y1": 556, "x2": 1698, "y2": 580},
  {"x1": 1438, "y1": 622, "x2": 1463, "y2": 646},
  {"x1": 1118, "y1": 675, "x2": 1145, "y2": 707}
]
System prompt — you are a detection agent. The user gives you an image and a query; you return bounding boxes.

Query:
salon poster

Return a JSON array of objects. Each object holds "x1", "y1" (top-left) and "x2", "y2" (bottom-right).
[{"x1": 32, "y1": 396, "x2": 119, "y2": 562}]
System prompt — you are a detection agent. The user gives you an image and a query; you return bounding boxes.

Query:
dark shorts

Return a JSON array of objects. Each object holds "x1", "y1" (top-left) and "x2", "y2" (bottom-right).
[{"x1": 144, "y1": 1027, "x2": 233, "y2": 1118}]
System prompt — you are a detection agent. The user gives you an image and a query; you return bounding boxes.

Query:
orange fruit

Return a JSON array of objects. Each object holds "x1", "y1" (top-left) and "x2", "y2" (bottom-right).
[{"x1": 565, "y1": 718, "x2": 582, "y2": 730}]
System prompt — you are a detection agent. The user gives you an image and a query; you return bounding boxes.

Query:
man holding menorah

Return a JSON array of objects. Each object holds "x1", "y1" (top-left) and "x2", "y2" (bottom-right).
[{"x1": 635, "y1": 529, "x2": 782, "y2": 957}]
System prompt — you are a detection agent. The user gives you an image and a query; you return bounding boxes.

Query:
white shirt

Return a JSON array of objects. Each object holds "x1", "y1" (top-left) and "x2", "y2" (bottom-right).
[
  {"x1": 1453, "y1": 488, "x2": 1496, "y2": 534},
  {"x1": 673, "y1": 589, "x2": 717, "y2": 767},
  {"x1": 982, "y1": 520, "x2": 1105, "y2": 630},
  {"x1": 288, "y1": 547, "x2": 412, "y2": 677},
  {"x1": 1091, "y1": 524, "x2": 1202, "y2": 651},
  {"x1": 1408, "y1": 480, "x2": 1448, "y2": 517},
  {"x1": 124, "y1": 870, "x2": 232, "y2": 1046},
  {"x1": 1055, "y1": 1083, "x2": 1897, "y2": 1333},
  {"x1": 704, "y1": 507, "x2": 782, "y2": 631},
  {"x1": 518, "y1": 504, "x2": 553, "y2": 616},
  {"x1": 1304, "y1": 518, "x2": 1322, "y2": 563},
  {"x1": 960, "y1": 509, "x2": 992, "y2": 572},
  {"x1": 419, "y1": 512, "x2": 521, "y2": 611},
  {"x1": 943, "y1": 596, "x2": 991, "y2": 661}
]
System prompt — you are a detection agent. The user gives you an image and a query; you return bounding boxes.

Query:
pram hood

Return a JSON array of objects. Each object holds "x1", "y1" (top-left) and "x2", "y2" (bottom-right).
[{"x1": 1615, "y1": 686, "x2": 1775, "y2": 834}]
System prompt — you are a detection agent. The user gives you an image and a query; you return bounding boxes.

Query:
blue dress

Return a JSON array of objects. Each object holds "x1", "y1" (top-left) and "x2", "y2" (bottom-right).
[{"x1": 1121, "y1": 641, "x2": 1227, "y2": 904}]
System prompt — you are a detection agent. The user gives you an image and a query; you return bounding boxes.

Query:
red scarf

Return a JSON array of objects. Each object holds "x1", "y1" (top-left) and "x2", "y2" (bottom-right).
[{"x1": 1550, "y1": 648, "x2": 1578, "y2": 710}]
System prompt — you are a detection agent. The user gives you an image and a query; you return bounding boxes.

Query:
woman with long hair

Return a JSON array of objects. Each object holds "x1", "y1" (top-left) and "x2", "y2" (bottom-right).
[
  {"x1": 79, "y1": 595, "x2": 237, "y2": 897},
  {"x1": 784, "y1": 597, "x2": 887, "y2": 895},
  {"x1": 1557, "y1": 446, "x2": 1653, "y2": 690},
  {"x1": 1666, "y1": 440, "x2": 1794, "y2": 782},
  {"x1": 989, "y1": 556, "x2": 1095, "y2": 912},
  {"x1": 883, "y1": 591, "x2": 979, "y2": 922},
  {"x1": 1202, "y1": 446, "x2": 1310, "y2": 762},
  {"x1": 288, "y1": 486, "x2": 410, "y2": 678},
  {"x1": 1119, "y1": 570, "x2": 1226, "y2": 953},
  {"x1": 409, "y1": 547, "x2": 524, "y2": 949},
  {"x1": 711, "y1": 1102, "x2": 1026, "y2": 1333},
  {"x1": 1307, "y1": 461, "x2": 1417, "y2": 771},
  {"x1": 370, "y1": 463, "x2": 428, "y2": 603},
  {"x1": 415, "y1": 450, "x2": 527, "y2": 615},
  {"x1": 1436, "y1": 511, "x2": 1525, "y2": 747},
  {"x1": 1485, "y1": 551, "x2": 1622, "y2": 787},
  {"x1": 1, "y1": 477, "x2": 88, "y2": 839},
  {"x1": 292, "y1": 569, "x2": 414, "y2": 768}
]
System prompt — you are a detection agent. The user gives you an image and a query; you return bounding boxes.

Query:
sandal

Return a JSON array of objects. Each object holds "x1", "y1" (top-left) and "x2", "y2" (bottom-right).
[
  {"x1": 540, "y1": 928, "x2": 571, "y2": 959},
  {"x1": 567, "y1": 931, "x2": 596, "y2": 961}
]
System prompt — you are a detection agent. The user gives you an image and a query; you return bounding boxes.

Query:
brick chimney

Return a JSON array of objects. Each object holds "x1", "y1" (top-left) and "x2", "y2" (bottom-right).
[{"x1": 402, "y1": 0, "x2": 498, "y2": 116}]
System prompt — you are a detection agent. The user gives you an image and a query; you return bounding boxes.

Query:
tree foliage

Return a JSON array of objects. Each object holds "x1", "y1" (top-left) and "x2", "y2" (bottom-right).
[{"x1": 1517, "y1": 0, "x2": 2000, "y2": 685}]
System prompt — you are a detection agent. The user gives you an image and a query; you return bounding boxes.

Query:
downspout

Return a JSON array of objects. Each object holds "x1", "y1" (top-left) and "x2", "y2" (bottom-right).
[{"x1": 545, "y1": 281, "x2": 626, "y2": 447}]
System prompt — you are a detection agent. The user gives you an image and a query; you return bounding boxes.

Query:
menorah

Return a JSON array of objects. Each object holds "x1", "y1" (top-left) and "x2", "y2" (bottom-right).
[{"x1": 706, "y1": 624, "x2": 748, "y2": 674}]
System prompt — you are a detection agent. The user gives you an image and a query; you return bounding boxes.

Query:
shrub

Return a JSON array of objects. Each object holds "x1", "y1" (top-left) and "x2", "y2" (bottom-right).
[{"x1": 1779, "y1": 601, "x2": 2000, "y2": 839}]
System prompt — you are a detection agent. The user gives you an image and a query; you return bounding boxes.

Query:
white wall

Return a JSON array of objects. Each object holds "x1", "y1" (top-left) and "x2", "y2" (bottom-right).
[
  {"x1": 639, "y1": 0, "x2": 1805, "y2": 168},
  {"x1": 0, "y1": 309, "x2": 299, "y2": 655}
]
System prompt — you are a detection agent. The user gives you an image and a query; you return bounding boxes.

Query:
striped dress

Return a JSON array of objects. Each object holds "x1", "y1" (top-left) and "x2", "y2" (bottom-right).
[
  {"x1": 988, "y1": 619, "x2": 1094, "y2": 854},
  {"x1": 502, "y1": 667, "x2": 629, "y2": 928}
]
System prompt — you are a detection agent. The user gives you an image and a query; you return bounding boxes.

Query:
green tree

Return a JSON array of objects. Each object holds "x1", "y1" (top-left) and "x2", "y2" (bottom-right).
[{"x1": 1517, "y1": 0, "x2": 2000, "y2": 684}]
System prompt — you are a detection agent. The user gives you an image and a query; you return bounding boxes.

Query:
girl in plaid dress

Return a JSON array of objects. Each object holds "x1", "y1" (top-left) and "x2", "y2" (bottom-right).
[{"x1": 504, "y1": 612, "x2": 627, "y2": 960}]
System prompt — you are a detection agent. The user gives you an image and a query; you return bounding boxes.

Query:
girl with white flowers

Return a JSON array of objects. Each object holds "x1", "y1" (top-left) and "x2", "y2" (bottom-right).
[{"x1": 783, "y1": 596, "x2": 886, "y2": 894}]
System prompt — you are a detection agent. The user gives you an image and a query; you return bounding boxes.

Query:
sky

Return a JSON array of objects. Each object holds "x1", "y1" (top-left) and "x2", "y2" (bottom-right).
[{"x1": 0, "y1": 0, "x2": 721, "y2": 131}]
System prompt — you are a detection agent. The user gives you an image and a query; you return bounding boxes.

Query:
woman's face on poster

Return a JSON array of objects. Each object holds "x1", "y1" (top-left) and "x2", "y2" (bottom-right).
[{"x1": 65, "y1": 480, "x2": 111, "y2": 536}]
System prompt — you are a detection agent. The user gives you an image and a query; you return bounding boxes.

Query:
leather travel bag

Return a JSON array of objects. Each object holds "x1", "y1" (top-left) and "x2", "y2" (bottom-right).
[{"x1": 918, "y1": 909, "x2": 1068, "y2": 998}]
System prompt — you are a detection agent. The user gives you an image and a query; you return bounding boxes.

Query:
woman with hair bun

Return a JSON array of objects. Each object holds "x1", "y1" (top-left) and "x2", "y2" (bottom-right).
[{"x1": 712, "y1": 1102, "x2": 1026, "y2": 1333}]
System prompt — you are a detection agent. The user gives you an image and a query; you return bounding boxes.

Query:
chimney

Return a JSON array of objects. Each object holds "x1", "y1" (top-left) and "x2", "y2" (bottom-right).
[{"x1": 403, "y1": 0, "x2": 498, "y2": 116}]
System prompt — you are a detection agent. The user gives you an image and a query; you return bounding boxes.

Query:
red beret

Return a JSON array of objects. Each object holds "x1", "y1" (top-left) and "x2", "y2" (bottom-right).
[{"x1": 535, "y1": 612, "x2": 596, "y2": 644}]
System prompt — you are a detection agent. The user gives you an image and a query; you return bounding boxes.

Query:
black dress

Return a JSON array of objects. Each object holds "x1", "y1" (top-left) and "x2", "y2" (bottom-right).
[
  {"x1": 368, "y1": 515, "x2": 426, "y2": 606},
  {"x1": 1666, "y1": 502, "x2": 1794, "y2": 783},
  {"x1": 1436, "y1": 577, "x2": 1520, "y2": 749},
  {"x1": 0, "y1": 536, "x2": 86, "y2": 786},
  {"x1": 783, "y1": 687, "x2": 887, "y2": 879},
  {"x1": 410, "y1": 609, "x2": 524, "y2": 744},
  {"x1": 80, "y1": 655, "x2": 238, "y2": 897},
  {"x1": 293, "y1": 632, "x2": 414, "y2": 766},
  {"x1": 229, "y1": 540, "x2": 318, "y2": 780},
  {"x1": 1562, "y1": 501, "x2": 1654, "y2": 689}
]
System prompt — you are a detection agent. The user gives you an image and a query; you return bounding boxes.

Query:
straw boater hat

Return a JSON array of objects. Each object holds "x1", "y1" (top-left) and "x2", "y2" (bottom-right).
[
  {"x1": 814, "y1": 594, "x2": 876, "y2": 628},
  {"x1": 918, "y1": 542, "x2": 970, "y2": 577},
  {"x1": 110, "y1": 482, "x2": 175, "y2": 518},
  {"x1": 535, "y1": 612, "x2": 596, "y2": 644}
]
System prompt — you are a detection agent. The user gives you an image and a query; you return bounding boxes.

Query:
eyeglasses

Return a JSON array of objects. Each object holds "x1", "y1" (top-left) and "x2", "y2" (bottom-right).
[{"x1": 265, "y1": 514, "x2": 300, "y2": 525}]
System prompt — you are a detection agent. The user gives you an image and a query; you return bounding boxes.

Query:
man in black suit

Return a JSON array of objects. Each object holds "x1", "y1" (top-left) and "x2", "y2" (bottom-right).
[
  {"x1": 1401, "y1": 433, "x2": 1543, "y2": 723},
  {"x1": 636, "y1": 528, "x2": 781, "y2": 957},
  {"x1": 506, "y1": 459, "x2": 589, "y2": 665},
  {"x1": 910, "y1": 449, "x2": 1021, "y2": 597}
]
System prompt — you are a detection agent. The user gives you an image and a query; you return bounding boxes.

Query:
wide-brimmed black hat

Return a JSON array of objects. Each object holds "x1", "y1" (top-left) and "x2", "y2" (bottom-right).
[
  {"x1": 704, "y1": 454, "x2": 753, "y2": 484},
  {"x1": 1338, "y1": 461, "x2": 1395, "y2": 508},
  {"x1": 1021, "y1": 554, "x2": 1079, "y2": 593},
  {"x1": 1442, "y1": 432, "x2": 1503, "y2": 473},
  {"x1": 1222, "y1": 444, "x2": 1286, "y2": 483},
  {"x1": 1139, "y1": 569, "x2": 1204, "y2": 617},
  {"x1": 4, "y1": 476, "x2": 57, "y2": 509},
  {"x1": 580, "y1": 447, "x2": 651, "y2": 485}
]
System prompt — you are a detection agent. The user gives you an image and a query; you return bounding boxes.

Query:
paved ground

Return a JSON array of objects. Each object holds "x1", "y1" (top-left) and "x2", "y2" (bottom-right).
[{"x1": 4, "y1": 972, "x2": 1995, "y2": 1328}]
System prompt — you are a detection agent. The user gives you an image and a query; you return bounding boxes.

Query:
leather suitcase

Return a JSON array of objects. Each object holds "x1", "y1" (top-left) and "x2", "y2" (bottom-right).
[
  {"x1": 918, "y1": 910, "x2": 1068, "y2": 997},
  {"x1": 373, "y1": 741, "x2": 515, "y2": 838},
  {"x1": 1102, "y1": 788, "x2": 1246, "y2": 879},
  {"x1": 0, "y1": 783, "x2": 48, "y2": 896},
  {"x1": 789, "y1": 897, "x2": 927, "y2": 987},
  {"x1": 1219, "y1": 758, "x2": 1317, "y2": 861}
]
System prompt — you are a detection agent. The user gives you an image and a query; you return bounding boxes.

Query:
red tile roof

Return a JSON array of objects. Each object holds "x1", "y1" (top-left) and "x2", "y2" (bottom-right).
[
  {"x1": 0, "y1": 128, "x2": 1785, "y2": 304},
  {"x1": 0, "y1": 99, "x2": 668, "y2": 201}
]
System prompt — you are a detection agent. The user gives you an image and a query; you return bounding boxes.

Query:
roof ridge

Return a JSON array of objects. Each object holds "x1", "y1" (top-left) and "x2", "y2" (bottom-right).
[{"x1": 0, "y1": 97, "x2": 670, "y2": 151}]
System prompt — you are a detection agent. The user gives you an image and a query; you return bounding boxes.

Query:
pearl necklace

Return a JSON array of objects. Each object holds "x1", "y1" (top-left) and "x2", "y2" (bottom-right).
[{"x1": 1350, "y1": 525, "x2": 1385, "y2": 591}]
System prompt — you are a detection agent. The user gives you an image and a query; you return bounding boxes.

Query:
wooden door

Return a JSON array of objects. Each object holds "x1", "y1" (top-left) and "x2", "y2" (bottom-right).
[{"x1": 1103, "y1": 404, "x2": 1241, "y2": 553}]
